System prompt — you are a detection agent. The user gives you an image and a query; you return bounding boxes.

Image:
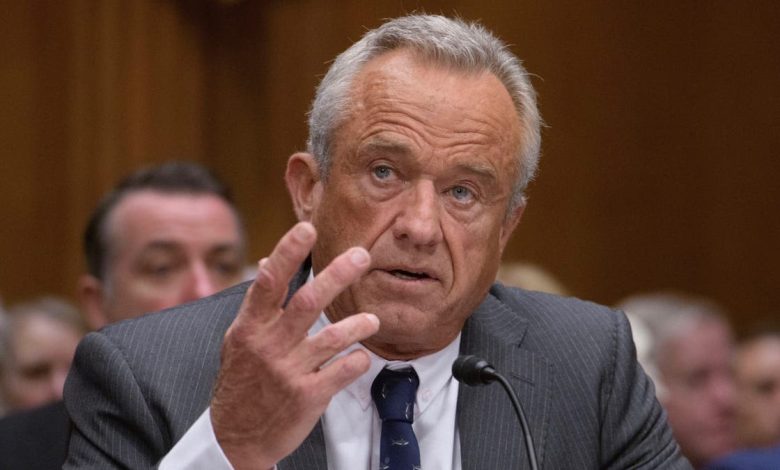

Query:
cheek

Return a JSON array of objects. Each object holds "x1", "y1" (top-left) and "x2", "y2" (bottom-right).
[
  {"x1": 449, "y1": 218, "x2": 504, "y2": 281},
  {"x1": 9, "y1": 372, "x2": 48, "y2": 399},
  {"x1": 113, "y1": 279, "x2": 178, "y2": 314},
  {"x1": 312, "y1": 185, "x2": 386, "y2": 254}
]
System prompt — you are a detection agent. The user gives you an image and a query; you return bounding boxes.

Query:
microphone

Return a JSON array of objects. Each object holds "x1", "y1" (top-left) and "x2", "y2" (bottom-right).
[{"x1": 452, "y1": 355, "x2": 539, "y2": 470}]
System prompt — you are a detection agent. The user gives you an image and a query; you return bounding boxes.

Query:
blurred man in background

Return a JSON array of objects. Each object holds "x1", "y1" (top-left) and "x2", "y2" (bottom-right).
[
  {"x1": 0, "y1": 161, "x2": 247, "y2": 470},
  {"x1": 77, "y1": 161, "x2": 247, "y2": 329},
  {"x1": 704, "y1": 330, "x2": 780, "y2": 469},
  {"x1": 733, "y1": 330, "x2": 780, "y2": 449},
  {"x1": 620, "y1": 292, "x2": 737, "y2": 468}
]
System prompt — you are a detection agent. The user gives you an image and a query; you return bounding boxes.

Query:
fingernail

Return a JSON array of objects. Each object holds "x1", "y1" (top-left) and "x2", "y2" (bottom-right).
[
  {"x1": 294, "y1": 223, "x2": 315, "y2": 242},
  {"x1": 258, "y1": 257, "x2": 268, "y2": 268},
  {"x1": 349, "y1": 248, "x2": 369, "y2": 266},
  {"x1": 366, "y1": 313, "x2": 380, "y2": 328}
]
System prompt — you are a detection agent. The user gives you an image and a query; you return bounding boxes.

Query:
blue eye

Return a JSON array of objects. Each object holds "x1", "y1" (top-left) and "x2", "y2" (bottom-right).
[
  {"x1": 450, "y1": 185, "x2": 473, "y2": 202},
  {"x1": 373, "y1": 165, "x2": 393, "y2": 180}
]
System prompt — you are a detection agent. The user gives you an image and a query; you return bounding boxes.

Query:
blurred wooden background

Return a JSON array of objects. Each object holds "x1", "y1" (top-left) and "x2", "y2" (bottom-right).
[{"x1": 1, "y1": 1, "x2": 777, "y2": 335}]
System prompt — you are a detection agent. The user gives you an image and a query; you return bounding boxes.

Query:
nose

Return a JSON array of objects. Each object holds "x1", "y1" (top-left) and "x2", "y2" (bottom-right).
[
  {"x1": 51, "y1": 368, "x2": 69, "y2": 401},
  {"x1": 713, "y1": 373, "x2": 737, "y2": 413},
  {"x1": 391, "y1": 180, "x2": 443, "y2": 248},
  {"x1": 184, "y1": 262, "x2": 218, "y2": 301}
]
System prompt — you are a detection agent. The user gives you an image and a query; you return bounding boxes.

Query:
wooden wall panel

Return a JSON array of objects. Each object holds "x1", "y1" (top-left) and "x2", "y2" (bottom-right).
[
  {"x1": 1, "y1": 1, "x2": 777, "y2": 336},
  {"x1": 1, "y1": 0, "x2": 208, "y2": 305}
]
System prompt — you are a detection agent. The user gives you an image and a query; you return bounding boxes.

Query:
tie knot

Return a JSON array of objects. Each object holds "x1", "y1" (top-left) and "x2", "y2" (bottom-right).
[{"x1": 371, "y1": 367, "x2": 419, "y2": 423}]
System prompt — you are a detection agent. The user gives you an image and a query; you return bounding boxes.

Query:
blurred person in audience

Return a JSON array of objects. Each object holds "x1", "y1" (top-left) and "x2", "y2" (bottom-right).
[
  {"x1": 619, "y1": 292, "x2": 737, "y2": 468},
  {"x1": 496, "y1": 261, "x2": 569, "y2": 295},
  {"x1": 77, "y1": 161, "x2": 247, "y2": 329},
  {"x1": 733, "y1": 330, "x2": 780, "y2": 448},
  {"x1": 0, "y1": 296, "x2": 86, "y2": 414},
  {"x1": 0, "y1": 161, "x2": 247, "y2": 470},
  {"x1": 704, "y1": 330, "x2": 780, "y2": 469}
]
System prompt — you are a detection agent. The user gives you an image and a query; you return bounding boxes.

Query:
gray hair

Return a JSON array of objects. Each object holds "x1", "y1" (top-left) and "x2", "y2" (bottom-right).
[
  {"x1": 307, "y1": 14, "x2": 541, "y2": 210},
  {"x1": 617, "y1": 291, "x2": 729, "y2": 399}
]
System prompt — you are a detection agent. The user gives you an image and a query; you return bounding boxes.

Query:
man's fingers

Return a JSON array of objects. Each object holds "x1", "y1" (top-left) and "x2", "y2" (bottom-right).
[
  {"x1": 295, "y1": 313, "x2": 380, "y2": 371},
  {"x1": 240, "y1": 222, "x2": 317, "y2": 321},
  {"x1": 281, "y1": 247, "x2": 371, "y2": 336},
  {"x1": 315, "y1": 349, "x2": 373, "y2": 397}
]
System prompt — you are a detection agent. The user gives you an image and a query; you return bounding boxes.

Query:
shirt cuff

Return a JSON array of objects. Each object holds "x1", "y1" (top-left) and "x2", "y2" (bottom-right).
[{"x1": 158, "y1": 407, "x2": 234, "y2": 470}]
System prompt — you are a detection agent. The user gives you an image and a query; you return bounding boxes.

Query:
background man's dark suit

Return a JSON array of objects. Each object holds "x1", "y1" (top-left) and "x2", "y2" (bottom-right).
[
  {"x1": 0, "y1": 401, "x2": 70, "y2": 469},
  {"x1": 64, "y1": 266, "x2": 687, "y2": 469}
]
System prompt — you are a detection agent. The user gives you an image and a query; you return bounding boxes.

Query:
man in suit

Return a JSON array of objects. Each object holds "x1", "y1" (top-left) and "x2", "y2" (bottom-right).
[
  {"x1": 0, "y1": 162, "x2": 246, "y2": 470},
  {"x1": 64, "y1": 15, "x2": 690, "y2": 469}
]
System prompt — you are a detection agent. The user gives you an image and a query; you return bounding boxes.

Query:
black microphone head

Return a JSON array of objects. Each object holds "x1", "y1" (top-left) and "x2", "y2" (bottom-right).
[{"x1": 452, "y1": 354, "x2": 497, "y2": 386}]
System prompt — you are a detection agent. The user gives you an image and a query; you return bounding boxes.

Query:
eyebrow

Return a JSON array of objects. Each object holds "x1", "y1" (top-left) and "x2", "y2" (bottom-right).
[
  {"x1": 138, "y1": 241, "x2": 182, "y2": 255},
  {"x1": 359, "y1": 138, "x2": 413, "y2": 157},
  {"x1": 450, "y1": 162, "x2": 498, "y2": 183},
  {"x1": 359, "y1": 137, "x2": 502, "y2": 185}
]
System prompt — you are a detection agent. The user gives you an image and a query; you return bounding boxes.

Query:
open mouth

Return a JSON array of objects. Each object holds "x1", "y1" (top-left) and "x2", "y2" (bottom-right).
[{"x1": 388, "y1": 269, "x2": 432, "y2": 281}]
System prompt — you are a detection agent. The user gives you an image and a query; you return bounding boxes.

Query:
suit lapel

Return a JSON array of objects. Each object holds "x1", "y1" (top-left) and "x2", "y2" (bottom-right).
[
  {"x1": 457, "y1": 293, "x2": 552, "y2": 470},
  {"x1": 280, "y1": 270, "x2": 552, "y2": 469},
  {"x1": 277, "y1": 259, "x2": 329, "y2": 470}
]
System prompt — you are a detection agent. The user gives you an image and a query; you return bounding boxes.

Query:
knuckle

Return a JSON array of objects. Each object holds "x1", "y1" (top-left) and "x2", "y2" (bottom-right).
[
  {"x1": 253, "y1": 267, "x2": 276, "y2": 292},
  {"x1": 275, "y1": 237, "x2": 300, "y2": 262},
  {"x1": 223, "y1": 322, "x2": 249, "y2": 348},
  {"x1": 336, "y1": 353, "x2": 368, "y2": 380},
  {"x1": 289, "y1": 286, "x2": 318, "y2": 313},
  {"x1": 318, "y1": 325, "x2": 347, "y2": 348}
]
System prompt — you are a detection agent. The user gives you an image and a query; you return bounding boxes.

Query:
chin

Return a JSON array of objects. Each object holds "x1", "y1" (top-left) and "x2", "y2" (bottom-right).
[{"x1": 369, "y1": 306, "x2": 459, "y2": 352}]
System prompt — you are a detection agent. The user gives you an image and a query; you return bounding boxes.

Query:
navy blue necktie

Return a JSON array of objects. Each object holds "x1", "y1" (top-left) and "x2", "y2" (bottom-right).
[{"x1": 371, "y1": 367, "x2": 421, "y2": 470}]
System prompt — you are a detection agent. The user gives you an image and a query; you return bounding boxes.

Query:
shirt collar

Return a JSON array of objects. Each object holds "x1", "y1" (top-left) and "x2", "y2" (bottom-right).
[{"x1": 309, "y1": 310, "x2": 461, "y2": 416}]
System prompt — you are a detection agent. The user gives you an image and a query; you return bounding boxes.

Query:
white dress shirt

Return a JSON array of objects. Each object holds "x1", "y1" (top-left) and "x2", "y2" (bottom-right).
[{"x1": 160, "y1": 312, "x2": 462, "y2": 470}]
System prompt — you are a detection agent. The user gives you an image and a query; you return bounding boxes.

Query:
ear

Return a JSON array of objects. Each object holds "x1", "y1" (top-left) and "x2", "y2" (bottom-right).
[
  {"x1": 285, "y1": 152, "x2": 321, "y2": 222},
  {"x1": 498, "y1": 198, "x2": 526, "y2": 254},
  {"x1": 77, "y1": 274, "x2": 109, "y2": 331}
]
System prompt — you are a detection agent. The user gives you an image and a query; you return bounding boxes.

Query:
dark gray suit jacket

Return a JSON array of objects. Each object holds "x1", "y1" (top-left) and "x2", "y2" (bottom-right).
[{"x1": 64, "y1": 267, "x2": 690, "y2": 469}]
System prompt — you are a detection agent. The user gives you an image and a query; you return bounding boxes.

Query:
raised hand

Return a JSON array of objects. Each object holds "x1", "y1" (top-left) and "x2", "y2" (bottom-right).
[{"x1": 210, "y1": 222, "x2": 379, "y2": 469}]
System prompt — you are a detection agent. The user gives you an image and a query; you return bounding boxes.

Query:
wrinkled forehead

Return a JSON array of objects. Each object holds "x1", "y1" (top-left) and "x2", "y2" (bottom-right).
[
  {"x1": 349, "y1": 48, "x2": 517, "y2": 117},
  {"x1": 336, "y1": 49, "x2": 522, "y2": 169}
]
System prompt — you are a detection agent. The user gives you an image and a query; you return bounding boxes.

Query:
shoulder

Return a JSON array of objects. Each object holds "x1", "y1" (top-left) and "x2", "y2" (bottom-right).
[
  {"x1": 486, "y1": 282, "x2": 627, "y2": 346},
  {"x1": 475, "y1": 283, "x2": 636, "y2": 393},
  {"x1": 75, "y1": 280, "x2": 250, "y2": 381},
  {"x1": 68, "y1": 281, "x2": 251, "y2": 437},
  {"x1": 96, "y1": 280, "x2": 251, "y2": 353}
]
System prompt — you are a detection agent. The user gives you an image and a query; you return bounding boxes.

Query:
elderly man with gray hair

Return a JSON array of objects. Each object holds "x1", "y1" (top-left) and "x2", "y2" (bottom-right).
[
  {"x1": 620, "y1": 292, "x2": 737, "y2": 469},
  {"x1": 65, "y1": 15, "x2": 689, "y2": 469}
]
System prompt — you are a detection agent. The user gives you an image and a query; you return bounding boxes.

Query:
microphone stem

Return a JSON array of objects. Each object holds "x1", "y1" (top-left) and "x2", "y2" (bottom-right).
[{"x1": 494, "y1": 373, "x2": 539, "y2": 470}]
